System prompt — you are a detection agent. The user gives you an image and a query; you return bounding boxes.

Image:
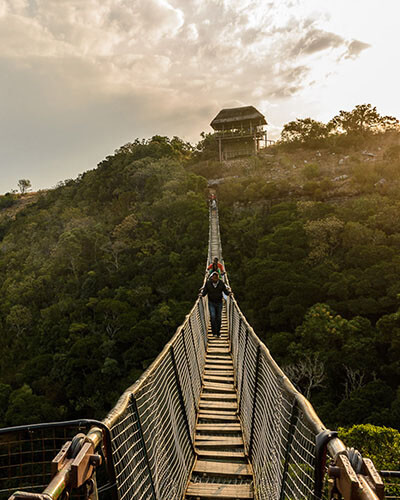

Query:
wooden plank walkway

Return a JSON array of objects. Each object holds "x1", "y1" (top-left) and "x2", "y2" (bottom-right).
[{"x1": 185, "y1": 306, "x2": 254, "y2": 499}]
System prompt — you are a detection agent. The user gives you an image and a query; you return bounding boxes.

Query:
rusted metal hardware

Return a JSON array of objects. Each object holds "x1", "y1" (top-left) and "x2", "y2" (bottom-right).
[
  {"x1": 328, "y1": 451, "x2": 385, "y2": 500},
  {"x1": 51, "y1": 435, "x2": 102, "y2": 489},
  {"x1": 315, "y1": 429, "x2": 339, "y2": 499},
  {"x1": 9, "y1": 494, "x2": 53, "y2": 500},
  {"x1": 9, "y1": 430, "x2": 104, "y2": 500}
]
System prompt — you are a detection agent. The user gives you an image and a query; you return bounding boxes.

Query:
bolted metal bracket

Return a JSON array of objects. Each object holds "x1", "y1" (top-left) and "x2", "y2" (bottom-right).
[
  {"x1": 9, "y1": 494, "x2": 52, "y2": 500},
  {"x1": 327, "y1": 450, "x2": 384, "y2": 500}
]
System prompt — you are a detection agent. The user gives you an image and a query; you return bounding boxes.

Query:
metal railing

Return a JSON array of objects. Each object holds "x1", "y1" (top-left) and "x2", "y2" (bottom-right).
[{"x1": 2, "y1": 200, "x2": 387, "y2": 500}]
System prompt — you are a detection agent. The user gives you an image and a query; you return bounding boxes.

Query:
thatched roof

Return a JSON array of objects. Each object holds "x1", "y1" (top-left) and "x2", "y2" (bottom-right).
[{"x1": 210, "y1": 106, "x2": 267, "y2": 130}]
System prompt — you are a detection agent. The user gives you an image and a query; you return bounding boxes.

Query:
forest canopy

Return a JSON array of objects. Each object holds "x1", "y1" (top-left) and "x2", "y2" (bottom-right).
[
  {"x1": 1, "y1": 108, "x2": 400, "y2": 453},
  {"x1": 0, "y1": 137, "x2": 208, "y2": 426}
]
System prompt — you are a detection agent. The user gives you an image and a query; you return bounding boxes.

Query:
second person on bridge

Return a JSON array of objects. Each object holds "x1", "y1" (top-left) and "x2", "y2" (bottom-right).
[{"x1": 201, "y1": 271, "x2": 231, "y2": 337}]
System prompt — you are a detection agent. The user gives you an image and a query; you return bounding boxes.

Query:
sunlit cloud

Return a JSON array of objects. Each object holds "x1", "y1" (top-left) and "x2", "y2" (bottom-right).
[{"x1": 0, "y1": 0, "x2": 389, "y2": 193}]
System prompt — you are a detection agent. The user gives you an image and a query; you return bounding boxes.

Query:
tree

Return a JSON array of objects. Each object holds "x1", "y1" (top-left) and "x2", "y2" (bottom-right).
[
  {"x1": 6, "y1": 304, "x2": 32, "y2": 336},
  {"x1": 284, "y1": 353, "x2": 325, "y2": 399},
  {"x1": 329, "y1": 104, "x2": 399, "y2": 135},
  {"x1": 281, "y1": 118, "x2": 329, "y2": 144},
  {"x1": 17, "y1": 179, "x2": 32, "y2": 194},
  {"x1": 304, "y1": 216, "x2": 344, "y2": 263},
  {"x1": 338, "y1": 424, "x2": 400, "y2": 471},
  {"x1": 193, "y1": 132, "x2": 219, "y2": 160}
]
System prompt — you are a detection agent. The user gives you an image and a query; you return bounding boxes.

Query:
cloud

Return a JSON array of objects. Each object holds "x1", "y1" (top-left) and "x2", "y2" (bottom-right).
[
  {"x1": 343, "y1": 39, "x2": 371, "y2": 60},
  {"x1": 290, "y1": 28, "x2": 346, "y2": 58},
  {"x1": 0, "y1": 0, "x2": 378, "y2": 192}
]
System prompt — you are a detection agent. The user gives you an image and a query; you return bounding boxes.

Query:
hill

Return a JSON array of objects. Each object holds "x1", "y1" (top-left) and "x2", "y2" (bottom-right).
[
  {"x1": 1, "y1": 125, "x2": 400, "y2": 434},
  {"x1": 192, "y1": 130, "x2": 400, "y2": 429}
]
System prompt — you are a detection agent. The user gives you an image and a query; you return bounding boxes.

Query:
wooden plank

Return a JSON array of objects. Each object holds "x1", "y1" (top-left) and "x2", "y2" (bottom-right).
[
  {"x1": 205, "y1": 361, "x2": 232, "y2": 366},
  {"x1": 204, "y1": 359, "x2": 233, "y2": 365},
  {"x1": 203, "y1": 383, "x2": 235, "y2": 392},
  {"x1": 204, "y1": 368, "x2": 234, "y2": 373},
  {"x1": 204, "y1": 368, "x2": 233, "y2": 372},
  {"x1": 196, "y1": 449, "x2": 246, "y2": 460},
  {"x1": 199, "y1": 401, "x2": 237, "y2": 409},
  {"x1": 200, "y1": 393, "x2": 236, "y2": 400},
  {"x1": 196, "y1": 424, "x2": 241, "y2": 432},
  {"x1": 204, "y1": 360, "x2": 232, "y2": 366},
  {"x1": 198, "y1": 413, "x2": 239, "y2": 422},
  {"x1": 204, "y1": 375, "x2": 234, "y2": 383},
  {"x1": 196, "y1": 437, "x2": 243, "y2": 446},
  {"x1": 204, "y1": 372, "x2": 234, "y2": 378},
  {"x1": 206, "y1": 355, "x2": 231, "y2": 360},
  {"x1": 199, "y1": 408, "x2": 237, "y2": 416},
  {"x1": 186, "y1": 481, "x2": 252, "y2": 499},
  {"x1": 194, "y1": 460, "x2": 252, "y2": 476}
]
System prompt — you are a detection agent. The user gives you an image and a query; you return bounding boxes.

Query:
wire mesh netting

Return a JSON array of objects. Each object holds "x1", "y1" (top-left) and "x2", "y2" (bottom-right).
[
  {"x1": 229, "y1": 301, "x2": 328, "y2": 500},
  {"x1": 0, "y1": 422, "x2": 96, "y2": 500},
  {"x1": 106, "y1": 299, "x2": 208, "y2": 500}
]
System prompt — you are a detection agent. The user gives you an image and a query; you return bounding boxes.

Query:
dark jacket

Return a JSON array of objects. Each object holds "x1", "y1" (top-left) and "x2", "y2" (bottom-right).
[{"x1": 202, "y1": 279, "x2": 230, "y2": 304}]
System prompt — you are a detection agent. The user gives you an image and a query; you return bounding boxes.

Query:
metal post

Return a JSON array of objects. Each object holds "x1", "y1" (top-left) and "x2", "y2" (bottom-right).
[
  {"x1": 130, "y1": 395, "x2": 157, "y2": 500},
  {"x1": 198, "y1": 298, "x2": 208, "y2": 349},
  {"x1": 238, "y1": 325, "x2": 248, "y2": 413},
  {"x1": 188, "y1": 318, "x2": 202, "y2": 384},
  {"x1": 181, "y1": 326, "x2": 197, "y2": 410},
  {"x1": 229, "y1": 304, "x2": 235, "y2": 364},
  {"x1": 169, "y1": 346, "x2": 196, "y2": 453},
  {"x1": 248, "y1": 345, "x2": 261, "y2": 460},
  {"x1": 279, "y1": 400, "x2": 299, "y2": 500}
]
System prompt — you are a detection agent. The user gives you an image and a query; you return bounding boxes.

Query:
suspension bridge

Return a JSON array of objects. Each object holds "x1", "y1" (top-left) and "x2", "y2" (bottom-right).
[{"x1": 0, "y1": 202, "x2": 392, "y2": 499}]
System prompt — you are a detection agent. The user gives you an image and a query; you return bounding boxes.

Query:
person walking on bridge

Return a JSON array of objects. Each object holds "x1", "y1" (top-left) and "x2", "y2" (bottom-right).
[
  {"x1": 207, "y1": 257, "x2": 225, "y2": 277},
  {"x1": 201, "y1": 271, "x2": 231, "y2": 337}
]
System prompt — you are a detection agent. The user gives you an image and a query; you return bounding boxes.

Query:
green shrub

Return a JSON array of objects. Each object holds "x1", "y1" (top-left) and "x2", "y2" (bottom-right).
[
  {"x1": 303, "y1": 163, "x2": 320, "y2": 180},
  {"x1": 384, "y1": 144, "x2": 400, "y2": 161},
  {"x1": 0, "y1": 193, "x2": 16, "y2": 210}
]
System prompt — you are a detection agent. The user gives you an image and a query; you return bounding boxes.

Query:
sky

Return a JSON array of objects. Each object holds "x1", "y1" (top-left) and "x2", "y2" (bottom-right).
[{"x1": 1, "y1": 0, "x2": 399, "y2": 194}]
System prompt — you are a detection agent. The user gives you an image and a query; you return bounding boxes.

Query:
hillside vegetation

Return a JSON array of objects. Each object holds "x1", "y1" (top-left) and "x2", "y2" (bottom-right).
[
  {"x1": 192, "y1": 105, "x2": 400, "y2": 431},
  {"x1": 0, "y1": 137, "x2": 208, "y2": 426},
  {"x1": 1, "y1": 104, "x2": 400, "y2": 461}
]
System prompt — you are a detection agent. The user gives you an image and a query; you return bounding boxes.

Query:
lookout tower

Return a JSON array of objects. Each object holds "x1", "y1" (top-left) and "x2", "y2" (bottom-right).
[{"x1": 210, "y1": 105, "x2": 267, "y2": 162}]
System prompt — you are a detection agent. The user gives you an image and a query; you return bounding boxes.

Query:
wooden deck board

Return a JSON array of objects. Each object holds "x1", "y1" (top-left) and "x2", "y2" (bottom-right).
[
  {"x1": 196, "y1": 449, "x2": 246, "y2": 459},
  {"x1": 200, "y1": 393, "x2": 236, "y2": 400},
  {"x1": 199, "y1": 401, "x2": 237, "y2": 409},
  {"x1": 198, "y1": 413, "x2": 239, "y2": 422},
  {"x1": 186, "y1": 482, "x2": 252, "y2": 499},
  {"x1": 203, "y1": 376, "x2": 235, "y2": 384},
  {"x1": 204, "y1": 370, "x2": 234, "y2": 376},
  {"x1": 203, "y1": 383, "x2": 236, "y2": 392},
  {"x1": 205, "y1": 361, "x2": 233, "y2": 366},
  {"x1": 195, "y1": 437, "x2": 244, "y2": 446},
  {"x1": 194, "y1": 460, "x2": 252, "y2": 476},
  {"x1": 196, "y1": 424, "x2": 241, "y2": 432}
]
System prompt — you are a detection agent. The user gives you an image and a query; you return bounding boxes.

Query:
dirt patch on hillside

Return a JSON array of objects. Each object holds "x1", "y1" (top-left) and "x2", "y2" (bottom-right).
[{"x1": 1, "y1": 192, "x2": 42, "y2": 220}]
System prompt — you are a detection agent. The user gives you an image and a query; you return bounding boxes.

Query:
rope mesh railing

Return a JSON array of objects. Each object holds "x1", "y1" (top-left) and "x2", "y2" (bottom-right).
[
  {"x1": 103, "y1": 297, "x2": 209, "y2": 500},
  {"x1": 227, "y1": 293, "x2": 330, "y2": 499}
]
